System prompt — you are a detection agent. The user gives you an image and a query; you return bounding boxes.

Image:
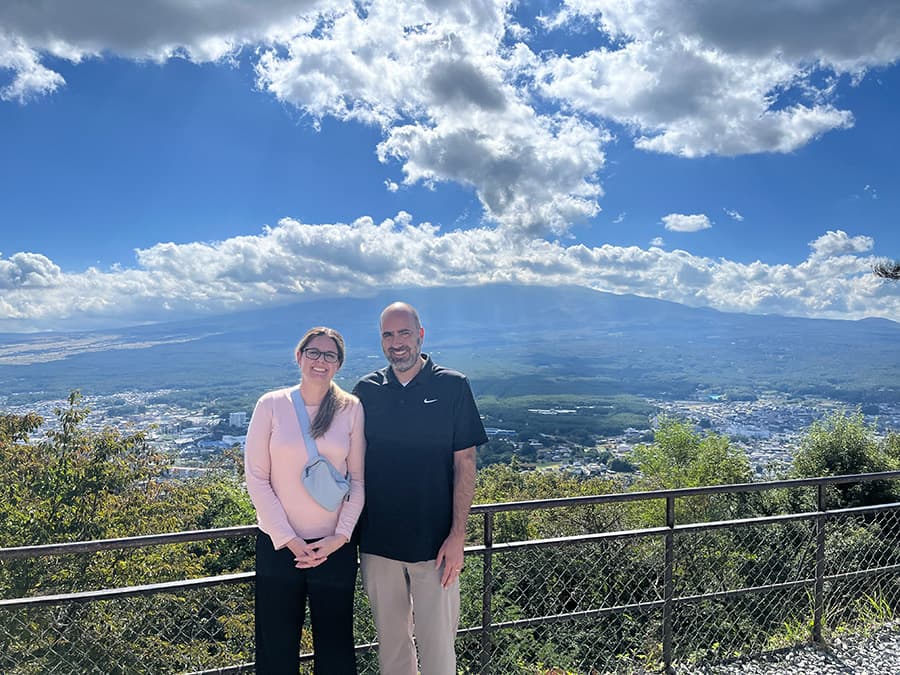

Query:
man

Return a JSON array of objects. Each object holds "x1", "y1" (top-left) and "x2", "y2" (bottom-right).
[{"x1": 353, "y1": 302, "x2": 488, "y2": 675}]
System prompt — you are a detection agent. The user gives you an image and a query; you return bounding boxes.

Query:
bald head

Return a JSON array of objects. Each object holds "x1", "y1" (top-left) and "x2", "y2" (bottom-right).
[{"x1": 380, "y1": 302, "x2": 421, "y2": 331}]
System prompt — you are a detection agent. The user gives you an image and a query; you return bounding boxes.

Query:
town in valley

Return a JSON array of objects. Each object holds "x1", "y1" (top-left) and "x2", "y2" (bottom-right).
[{"x1": 4, "y1": 388, "x2": 897, "y2": 482}]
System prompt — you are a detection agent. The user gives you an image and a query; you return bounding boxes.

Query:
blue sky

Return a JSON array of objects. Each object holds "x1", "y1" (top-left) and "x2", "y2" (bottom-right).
[{"x1": 1, "y1": 0, "x2": 898, "y2": 331}]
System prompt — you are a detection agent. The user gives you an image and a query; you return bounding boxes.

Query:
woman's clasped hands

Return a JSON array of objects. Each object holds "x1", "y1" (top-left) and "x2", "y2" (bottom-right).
[{"x1": 287, "y1": 534, "x2": 349, "y2": 568}]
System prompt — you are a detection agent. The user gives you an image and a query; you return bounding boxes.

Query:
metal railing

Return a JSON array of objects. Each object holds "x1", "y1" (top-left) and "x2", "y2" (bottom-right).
[{"x1": 3, "y1": 471, "x2": 900, "y2": 673}]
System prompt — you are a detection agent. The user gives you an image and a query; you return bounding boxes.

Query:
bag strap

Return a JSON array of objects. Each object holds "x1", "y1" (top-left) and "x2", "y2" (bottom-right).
[{"x1": 290, "y1": 387, "x2": 321, "y2": 461}]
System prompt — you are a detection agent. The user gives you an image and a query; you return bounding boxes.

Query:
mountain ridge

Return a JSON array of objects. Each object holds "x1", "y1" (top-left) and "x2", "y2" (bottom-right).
[{"x1": 1, "y1": 284, "x2": 897, "y2": 405}]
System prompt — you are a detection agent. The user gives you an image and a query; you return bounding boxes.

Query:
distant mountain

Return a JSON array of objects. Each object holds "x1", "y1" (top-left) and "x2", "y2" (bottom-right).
[{"x1": 1, "y1": 284, "x2": 898, "y2": 406}]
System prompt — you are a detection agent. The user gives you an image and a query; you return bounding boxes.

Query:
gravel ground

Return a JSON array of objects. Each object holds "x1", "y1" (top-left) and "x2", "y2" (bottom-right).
[{"x1": 683, "y1": 623, "x2": 900, "y2": 674}]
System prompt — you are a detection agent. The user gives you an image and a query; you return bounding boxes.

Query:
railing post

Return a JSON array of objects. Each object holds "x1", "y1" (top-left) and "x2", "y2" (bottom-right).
[
  {"x1": 481, "y1": 512, "x2": 494, "y2": 674},
  {"x1": 813, "y1": 483, "x2": 827, "y2": 644},
  {"x1": 662, "y1": 496, "x2": 675, "y2": 674}
]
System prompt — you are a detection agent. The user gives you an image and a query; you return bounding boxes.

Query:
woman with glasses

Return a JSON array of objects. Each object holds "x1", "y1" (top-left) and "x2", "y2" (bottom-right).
[{"x1": 245, "y1": 326, "x2": 365, "y2": 674}]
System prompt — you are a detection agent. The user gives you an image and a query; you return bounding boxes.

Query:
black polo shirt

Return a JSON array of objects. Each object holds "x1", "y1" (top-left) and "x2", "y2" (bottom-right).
[{"x1": 353, "y1": 354, "x2": 488, "y2": 562}]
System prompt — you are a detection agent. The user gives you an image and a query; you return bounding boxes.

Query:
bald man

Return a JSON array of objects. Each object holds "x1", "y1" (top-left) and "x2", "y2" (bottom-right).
[{"x1": 353, "y1": 302, "x2": 487, "y2": 675}]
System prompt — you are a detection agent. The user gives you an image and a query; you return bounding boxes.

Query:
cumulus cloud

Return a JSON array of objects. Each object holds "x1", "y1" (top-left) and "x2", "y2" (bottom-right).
[
  {"x1": 1, "y1": 219, "x2": 896, "y2": 331},
  {"x1": 0, "y1": 33, "x2": 65, "y2": 101},
  {"x1": 254, "y1": 0, "x2": 607, "y2": 235},
  {"x1": 537, "y1": 0, "x2": 900, "y2": 157},
  {"x1": 808, "y1": 230, "x2": 874, "y2": 259},
  {"x1": 3, "y1": 1, "x2": 899, "y2": 234},
  {"x1": 2, "y1": 2, "x2": 899, "y2": 332},
  {"x1": 662, "y1": 213, "x2": 712, "y2": 233},
  {"x1": 567, "y1": 0, "x2": 900, "y2": 71},
  {"x1": 0, "y1": 252, "x2": 62, "y2": 289},
  {"x1": 0, "y1": 1, "x2": 327, "y2": 61},
  {"x1": 724, "y1": 208, "x2": 744, "y2": 222},
  {"x1": 377, "y1": 115, "x2": 607, "y2": 234},
  {"x1": 537, "y1": 35, "x2": 853, "y2": 158}
]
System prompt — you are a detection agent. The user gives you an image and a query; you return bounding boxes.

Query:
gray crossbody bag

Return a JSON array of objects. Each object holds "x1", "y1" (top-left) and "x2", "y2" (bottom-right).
[{"x1": 290, "y1": 388, "x2": 351, "y2": 512}]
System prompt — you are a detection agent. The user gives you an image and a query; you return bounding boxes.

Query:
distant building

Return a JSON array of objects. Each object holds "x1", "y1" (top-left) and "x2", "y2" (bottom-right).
[{"x1": 229, "y1": 412, "x2": 248, "y2": 428}]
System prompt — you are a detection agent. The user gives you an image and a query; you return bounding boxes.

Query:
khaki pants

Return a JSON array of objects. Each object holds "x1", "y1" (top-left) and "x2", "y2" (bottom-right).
[{"x1": 360, "y1": 553, "x2": 460, "y2": 675}]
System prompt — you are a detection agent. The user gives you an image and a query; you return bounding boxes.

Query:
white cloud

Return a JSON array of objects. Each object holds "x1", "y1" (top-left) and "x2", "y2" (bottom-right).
[
  {"x1": 0, "y1": 252, "x2": 62, "y2": 288},
  {"x1": 0, "y1": 1, "x2": 328, "y2": 60},
  {"x1": 536, "y1": 0, "x2": 900, "y2": 157},
  {"x1": 3, "y1": 1, "x2": 899, "y2": 235},
  {"x1": 0, "y1": 2, "x2": 343, "y2": 101},
  {"x1": 0, "y1": 33, "x2": 65, "y2": 101},
  {"x1": 661, "y1": 213, "x2": 712, "y2": 233},
  {"x1": 538, "y1": 31, "x2": 854, "y2": 158},
  {"x1": 566, "y1": 0, "x2": 900, "y2": 72},
  {"x1": 1, "y1": 219, "x2": 896, "y2": 331},
  {"x1": 2, "y1": 1, "x2": 899, "y2": 333},
  {"x1": 649, "y1": 236, "x2": 665, "y2": 247},
  {"x1": 254, "y1": 0, "x2": 608, "y2": 235},
  {"x1": 724, "y1": 208, "x2": 744, "y2": 222},
  {"x1": 808, "y1": 230, "x2": 874, "y2": 259},
  {"x1": 377, "y1": 114, "x2": 607, "y2": 234}
]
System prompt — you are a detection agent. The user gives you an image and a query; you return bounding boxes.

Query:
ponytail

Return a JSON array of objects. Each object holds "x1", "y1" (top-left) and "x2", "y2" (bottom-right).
[{"x1": 310, "y1": 382, "x2": 351, "y2": 438}]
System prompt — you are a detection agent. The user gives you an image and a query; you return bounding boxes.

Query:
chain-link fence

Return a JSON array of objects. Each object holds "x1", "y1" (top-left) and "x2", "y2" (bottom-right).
[{"x1": 3, "y1": 471, "x2": 900, "y2": 673}]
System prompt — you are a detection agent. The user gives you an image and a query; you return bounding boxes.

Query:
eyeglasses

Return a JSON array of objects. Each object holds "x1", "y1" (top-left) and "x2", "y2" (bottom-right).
[{"x1": 302, "y1": 348, "x2": 339, "y2": 363}]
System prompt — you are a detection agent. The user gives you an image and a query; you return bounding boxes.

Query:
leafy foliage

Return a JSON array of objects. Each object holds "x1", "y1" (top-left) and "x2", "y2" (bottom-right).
[
  {"x1": 631, "y1": 418, "x2": 752, "y2": 491},
  {"x1": 0, "y1": 392, "x2": 256, "y2": 673},
  {"x1": 874, "y1": 259, "x2": 900, "y2": 280},
  {"x1": 791, "y1": 410, "x2": 899, "y2": 507},
  {"x1": 0, "y1": 392, "x2": 253, "y2": 551}
]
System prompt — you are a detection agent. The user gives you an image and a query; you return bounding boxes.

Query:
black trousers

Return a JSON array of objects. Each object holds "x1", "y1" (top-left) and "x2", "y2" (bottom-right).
[{"x1": 254, "y1": 531, "x2": 358, "y2": 674}]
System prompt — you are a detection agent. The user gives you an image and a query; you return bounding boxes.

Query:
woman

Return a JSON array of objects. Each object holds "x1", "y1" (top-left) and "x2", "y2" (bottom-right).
[{"x1": 245, "y1": 327, "x2": 365, "y2": 674}]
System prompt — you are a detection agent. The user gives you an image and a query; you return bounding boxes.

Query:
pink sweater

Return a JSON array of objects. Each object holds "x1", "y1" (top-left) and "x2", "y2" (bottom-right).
[{"x1": 244, "y1": 386, "x2": 365, "y2": 548}]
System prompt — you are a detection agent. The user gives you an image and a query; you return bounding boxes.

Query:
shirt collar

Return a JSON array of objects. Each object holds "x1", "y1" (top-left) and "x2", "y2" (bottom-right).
[{"x1": 384, "y1": 353, "x2": 433, "y2": 387}]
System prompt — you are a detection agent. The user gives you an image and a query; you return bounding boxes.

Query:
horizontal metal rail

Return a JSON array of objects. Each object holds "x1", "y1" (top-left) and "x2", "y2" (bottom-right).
[
  {"x1": 470, "y1": 470, "x2": 900, "y2": 514},
  {"x1": 0, "y1": 525, "x2": 258, "y2": 561},
  {"x1": 0, "y1": 572, "x2": 255, "y2": 608},
  {"x1": 825, "y1": 563, "x2": 900, "y2": 583}
]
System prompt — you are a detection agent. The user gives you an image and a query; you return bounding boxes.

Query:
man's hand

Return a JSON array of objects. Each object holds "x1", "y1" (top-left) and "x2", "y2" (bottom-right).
[{"x1": 436, "y1": 531, "x2": 465, "y2": 588}]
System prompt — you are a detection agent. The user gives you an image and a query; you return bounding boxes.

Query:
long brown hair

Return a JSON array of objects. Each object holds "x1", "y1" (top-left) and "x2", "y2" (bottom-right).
[{"x1": 295, "y1": 327, "x2": 352, "y2": 438}]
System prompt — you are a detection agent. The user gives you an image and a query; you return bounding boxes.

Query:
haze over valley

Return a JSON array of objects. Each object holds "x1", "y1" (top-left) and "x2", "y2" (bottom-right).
[{"x1": 2, "y1": 285, "x2": 897, "y2": 476}]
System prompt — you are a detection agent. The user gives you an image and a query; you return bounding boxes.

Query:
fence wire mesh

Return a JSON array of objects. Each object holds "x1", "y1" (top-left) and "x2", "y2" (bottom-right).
[
  {"x1": 460, "y1": 614, "x2": 663, "y2": 674},
  {"x1": 3, "y1": 475, "x2": 900, "y2": 674},
  {"x1": 1, "y1": 583, "x2": 254, "y2": 675},
  {"x1": 672, "y1": 587, "x2": 814, "y2": 666},
  {"x1": 675, "y1": 520, "x2": 816, "y2": 597},
  {"x1": 826, "y1": 510, "x2": 900, "y2": 576},
  {"x1": 490, "y1": 539, "x2": 663, "y2": 623},
  {"x1": 825, "y1": 572, "x2": 900, "y2": 639}
]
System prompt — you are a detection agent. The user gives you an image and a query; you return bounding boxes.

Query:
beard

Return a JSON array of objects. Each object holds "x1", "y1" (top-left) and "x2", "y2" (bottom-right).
[{"x1": 386, "y1": 342, "x2": 421, "y2": 373}]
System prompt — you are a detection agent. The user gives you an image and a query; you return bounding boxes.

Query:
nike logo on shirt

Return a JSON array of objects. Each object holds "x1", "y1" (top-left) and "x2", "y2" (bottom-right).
[{"x1": 424, "y1": 398, "x2": 438, "y2": 404}]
